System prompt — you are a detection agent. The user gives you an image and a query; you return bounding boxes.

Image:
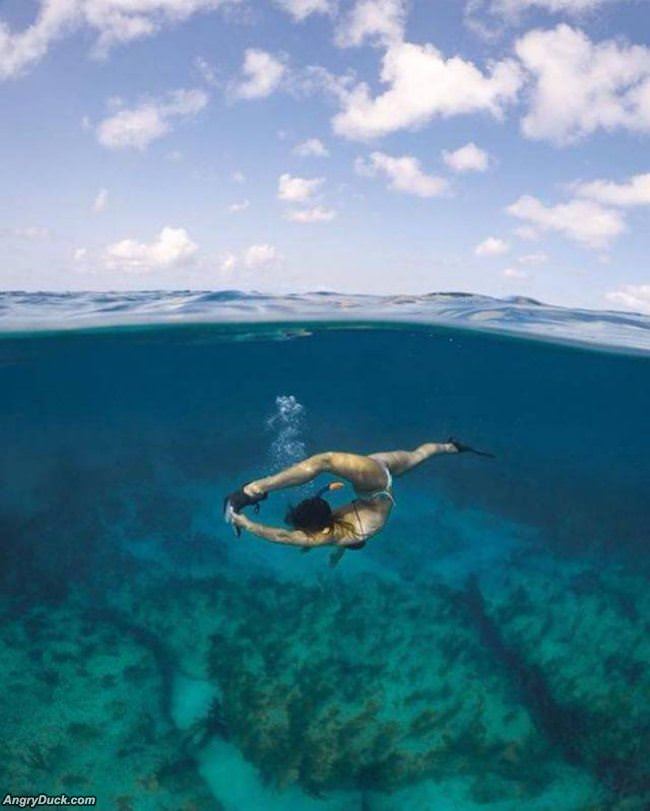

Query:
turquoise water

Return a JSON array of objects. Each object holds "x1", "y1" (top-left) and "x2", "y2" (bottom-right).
[{"x1": 1, "y1": 294, "x2": 649, "y2": 810}]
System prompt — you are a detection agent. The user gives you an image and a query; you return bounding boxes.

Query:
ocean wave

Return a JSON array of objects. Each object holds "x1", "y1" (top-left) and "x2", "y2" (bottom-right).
[{"x1": 1, "y1": 290, "x2": 650, "y2": 353}]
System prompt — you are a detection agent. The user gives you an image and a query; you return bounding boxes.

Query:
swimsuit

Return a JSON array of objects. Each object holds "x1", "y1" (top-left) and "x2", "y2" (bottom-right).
[
  {"x1": 348, "y1": 461, "x2": 395, "y2": 546},
  {"x1": 354, "y1": 460, "x2": 395, "y2": 505}
]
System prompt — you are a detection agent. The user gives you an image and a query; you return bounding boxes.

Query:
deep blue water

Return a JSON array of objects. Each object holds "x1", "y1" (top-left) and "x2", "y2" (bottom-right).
[{"x1": 1, "y1": 294, "x2": 649, "y2": 810}]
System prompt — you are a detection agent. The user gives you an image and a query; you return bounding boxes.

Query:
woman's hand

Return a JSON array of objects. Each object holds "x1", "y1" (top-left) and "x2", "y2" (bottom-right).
[{"x1": 231, "y1": 512, "x2": 248, "y2": 530}]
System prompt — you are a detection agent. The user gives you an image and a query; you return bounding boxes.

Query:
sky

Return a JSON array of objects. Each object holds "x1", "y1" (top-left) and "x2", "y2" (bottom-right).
[{"x1": 1, "y1": 0, "x2": 650, "y2": 312}]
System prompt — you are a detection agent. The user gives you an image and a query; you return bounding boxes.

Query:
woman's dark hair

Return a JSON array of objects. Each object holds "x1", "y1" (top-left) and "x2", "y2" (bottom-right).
[
  {"x1": 285, "y1": 496, "x2": 333, "y2": 534},
  {"x1": 285, "y1": 494, "x2": 359, "y2": 539}
]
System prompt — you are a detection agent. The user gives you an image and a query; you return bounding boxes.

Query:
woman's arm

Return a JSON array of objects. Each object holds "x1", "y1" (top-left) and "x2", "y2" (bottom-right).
[{"x1": 231, "y1": 512, "x2": 331, "y2": 548}]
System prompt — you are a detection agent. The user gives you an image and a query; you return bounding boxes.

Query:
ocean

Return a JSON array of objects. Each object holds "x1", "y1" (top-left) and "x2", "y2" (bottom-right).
[{"x1": 1, "y1": 291, "x2": 648, "y2": 810}]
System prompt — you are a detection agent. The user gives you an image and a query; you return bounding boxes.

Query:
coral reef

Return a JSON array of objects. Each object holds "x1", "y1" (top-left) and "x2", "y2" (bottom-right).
[
  {"x1": 481, "y1": 554, "x2": 650, "y2": 808},
  {"x1": 115, "y1": 571, "x2": 569, "y2": 799},
  {"x1": 1, "y1": 539, "x2": 646, "y2": 808},
  {"x1": 0, "y1": 599, "x2": 217, "y2": 810}
]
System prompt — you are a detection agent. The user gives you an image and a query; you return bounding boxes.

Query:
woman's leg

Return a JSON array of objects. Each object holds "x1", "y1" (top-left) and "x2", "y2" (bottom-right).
[
  {"x1": 370, "y1": 442, "x2": 457, "y2": 478},
  {"x1": 246, "y1": 451, "x2": 387, "y2": 496},
  {"x1": 245, "y1": 453, "x2": 334, "y2": 496}
]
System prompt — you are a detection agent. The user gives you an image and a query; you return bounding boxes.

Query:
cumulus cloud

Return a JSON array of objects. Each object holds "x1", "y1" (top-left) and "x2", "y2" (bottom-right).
[
  {"x1": 332, "y1": 40, "x2": 522, "y2": 140},
  {"x1": 234, "y1": 49, "x2": 286, "y2": 99},
  {"x1": 515, "y1": 25, "x2": 650, "y2": 145},
  {"x1": 285, "y1": 205, "x2": 336, "y2": 222},
  {"x1": 474, "y1": 237, "x2": 510, "y2": 256},
  {"x1": 573, "y1": 172, "x2": 650, "y2": 206},
  {"x1": 228, "y1": 199, "x2": 250, "y2": 212},
  {"x1": 278, "y1": 173, "x2": 324, "y2": 202},
  {"x1": 0, "y1": 0, "x2": 232, "y2": 80},
  {"x1": 93, "y1": 187, "x2": 108, "y2": 212},
  {"x1": 475, "y1": 236, "x2": 509, "y2": 256},
  {"x1": 605, "y1": 284, "x2": 650, "y2": 314},
  {"x1": 442, "y1": 142, "x2": 490, "y2": 173},
  {"x1": 95, "y1": 89, "x2": 208, "y2": 150},
  {"x1": 335, "y1": 0, "x2": 406, "y2": 48},
  {"x1": 105, "y1": 226, "x2": 198, "y2": 271},
  {"x1": 220, "y1": 244, "x2": 281, "y2": 272},
  {"x1": 244, "y1": 243, "x2": 279, "y2": 268},
  {"x1": 274, "y1": 0, "x2": 333, "y2": 21},
  {"x1": 493, "y1": 0, "x2": 612, "y2": 13},
  {"x1": 293, "y1": 138, "x2": 329, "y2": 157},
  {"x1": 507, "y1": 194, "x2": 625, "y2": 248},
  {"x1": 356, "y1": 151, "x2": 449, "y2": 197}
]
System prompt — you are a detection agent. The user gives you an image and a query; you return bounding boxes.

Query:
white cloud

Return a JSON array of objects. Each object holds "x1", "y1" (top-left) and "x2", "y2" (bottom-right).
[
  {"x1": 573, "y1": 173, "x2": 650, "y2": 207},
  {"x1": 228, "y1": 199, "x2": 250, "y2": 212},
  {"x1": 293, "y1": 138, "x2": 329, "y2": 157},
  {"x1": 93, "y1": 187, "x2": 108, "y2": 213},
  {"x1": 507, "y1": 194, "x2": 625, "y2": 248},
  {"x1": 0, "y1": 1, "x2": 232, "y2": 80},
  {"x1": 356, "y1": 151, "x2": 449, "y2": 197},
  {"x1": 232, "y1": 171, "x2": 246, "y2": 183},
  {"x1": 220, "y1": 252, "x2": 238, "y2": 273},
  {"x1": 502, "y1": 267, "x2": 529, "y2": 279},
  {"x1": 11, "y1": 226, "x2": 50, "y2": 240},
  {"x1": 515, "y1": 25, "x2": 650, "y2": 145},
  {"x1": 442, "y1": 142, "x2": 490, "y2": 173},
  {"x1": 220, "y1": 244, "x2": 281, "y2": 272},
  {"x1": 244, "y1": 243, "x2": 279, "y2": 268},
  {"x1": 0, "y1": 0, "x2": 74, "y2": 81},
  {"x1": 518, "y1": 252, "x2": 548, "y2": 264},
  {"x1": 285, "y1": 206, "x2": 336, "y2": 222},
  {"x1": 95, "y1": 89, "x2": 208, "y2": 150},
  {"x1": 234, "y1": 49, "x2": 286, "y2": 100},
  {"x1": 332, "y1": 40, "x2": 523, "y2": 140},
  {"x1": 335, "y1": 0, "x2": 406, "y2": 48},
  {"x1": 194, "y1": 55, "x2": 218, "y2": 86},
  {"x1": 514, "y1": 224, "x2": 540, "y2": 240},
  {"x1": 105, "y1": 226, "x2": 198, "y2": 271},
  {"x1": 494, "y1": 0, "x2": 612, "y2": 13},
  {"x1": 73, "y1": 247, "x2": 88, "y2": 261},
  {"x1": 278, "y1": 173, "x2": 324, "y2": 202},
  {"x1": 605, "y1": 284, "x2": 650, "y2": 314},
  {"x1": 274, "y1": 0, "x2": 333, "y2": 21},
  {"x1": 475, "y1": 236, "x2": 510, "y2": 256}
]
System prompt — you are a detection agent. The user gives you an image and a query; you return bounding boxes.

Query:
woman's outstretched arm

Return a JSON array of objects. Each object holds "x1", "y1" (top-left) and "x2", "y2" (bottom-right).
[{"x1": 231, "y1": 512, "x2": 330, "y2": 547}]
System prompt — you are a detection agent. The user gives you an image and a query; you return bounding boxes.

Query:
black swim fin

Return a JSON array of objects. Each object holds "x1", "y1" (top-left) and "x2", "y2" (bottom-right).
[
  {"x1": 448, "y1": 437, "x2": 496, "y2": 459},
  {"x1": 223, "y1": 485, "x2": 268, "y2": 536},
  {"x1": 224, "y1": 485, "x2": 267, "y2": 514}
]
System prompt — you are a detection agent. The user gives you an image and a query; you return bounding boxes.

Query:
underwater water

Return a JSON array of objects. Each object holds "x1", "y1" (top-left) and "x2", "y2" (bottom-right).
[{"x1": 1, "y1": 292, "x2": 649, "y2": 810}]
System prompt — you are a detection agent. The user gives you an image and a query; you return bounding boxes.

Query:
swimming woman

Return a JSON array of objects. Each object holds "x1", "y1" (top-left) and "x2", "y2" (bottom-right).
[{"x1": 224, "y1": 439, "x2": 492, "y2": 563}]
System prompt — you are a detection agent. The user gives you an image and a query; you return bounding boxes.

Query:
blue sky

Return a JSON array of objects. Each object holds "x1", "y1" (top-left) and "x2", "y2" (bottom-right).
[{"x1": 1, "y1": 0, "x2": 649, "y2": 311}]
